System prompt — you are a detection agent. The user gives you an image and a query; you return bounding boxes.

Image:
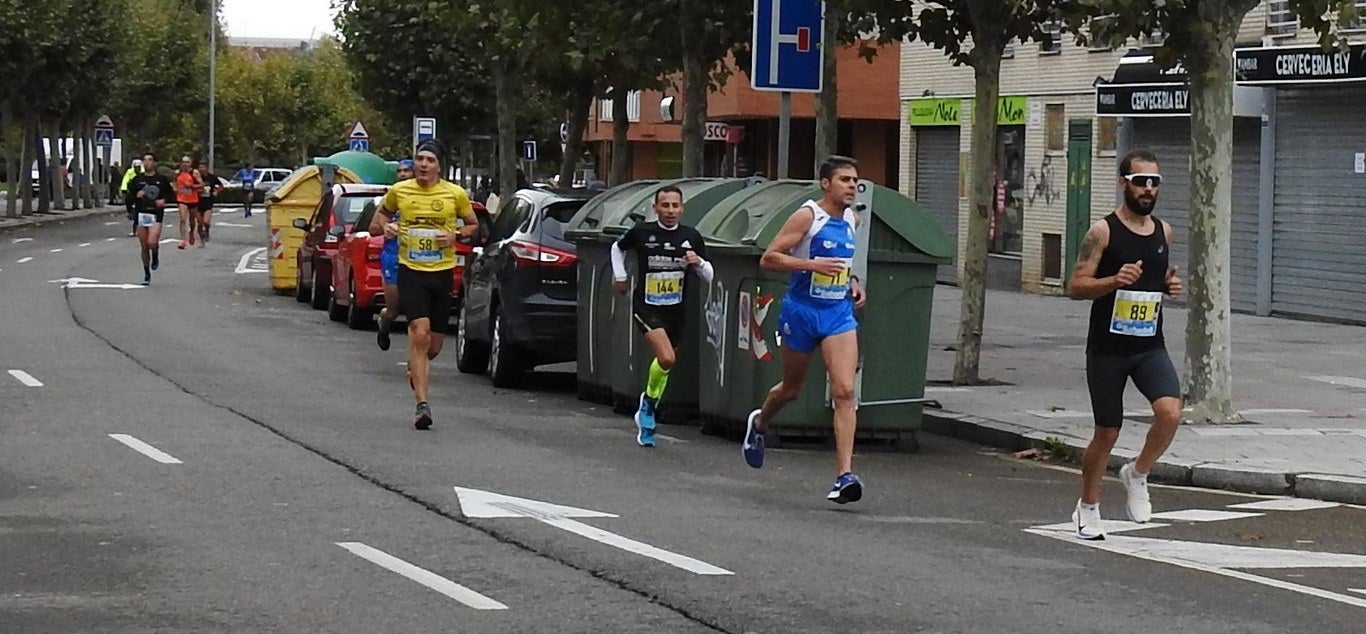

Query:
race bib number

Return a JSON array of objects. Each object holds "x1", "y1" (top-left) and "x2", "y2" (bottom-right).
[
  {"x1": 644, "y1": 271, "x2": 684, "y2": 306},
  {"x1": 456, "y1": 254, "x2": 466, "y2": 267},
  {"x1": 1110, "y1": 290, "x2": 1163, "y2": 337},
  {"x1": 137, "y1": 213, "x2": 158, "y2": 228},
  {"x1": 810, "y1": 261, "x2": 851, "y2": 300},
  {"x1": 407, "y1": 228, "x2": 441, "y2": 264}
]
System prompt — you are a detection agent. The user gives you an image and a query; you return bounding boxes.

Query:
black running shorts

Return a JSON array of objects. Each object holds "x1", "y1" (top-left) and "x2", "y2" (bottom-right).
[
  {"x1": 1085, "y1": 348, "x2": 1181, "y2": 429},
  {"x1": 197, "y1": 198, "x2": 215, "y2": 212},
  {"x1": 634, "y1": 308, "x2": 685, "y2": 346},
  {"x1": 397, "y1": 266, "x2": 454, "y2": 334}
]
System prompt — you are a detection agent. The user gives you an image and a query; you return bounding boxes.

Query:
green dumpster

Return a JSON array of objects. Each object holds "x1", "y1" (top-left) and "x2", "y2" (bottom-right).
[
  {"x1": 608, "y1": 178, "x2": 755, "y2": 422},
  {"x1": 693, "y1": 179, "x2": 953, "y2": 444},
  {"x1": 313, "y1": 150, "x2": 396, "y2": 185},
  {"x1": 565, "y1": 180, "x2": 661, "y2": 404}
]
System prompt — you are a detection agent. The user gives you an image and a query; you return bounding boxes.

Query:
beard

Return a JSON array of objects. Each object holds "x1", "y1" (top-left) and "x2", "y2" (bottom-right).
[{"x1": 1124, "y1": 189, "x2": 1157, "y2": 216}]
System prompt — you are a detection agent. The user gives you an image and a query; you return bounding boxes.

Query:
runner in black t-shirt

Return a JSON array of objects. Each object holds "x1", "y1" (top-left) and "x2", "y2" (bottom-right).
[
  {"x1": 125, "y1": 152, "x2": 175, "y2": 285},
  {"x1": 196, "y1": 161, "x2": 225, "y2": 246},
  {"x1": 610, "y1": 185, "x2": 713, "y2": 447}
]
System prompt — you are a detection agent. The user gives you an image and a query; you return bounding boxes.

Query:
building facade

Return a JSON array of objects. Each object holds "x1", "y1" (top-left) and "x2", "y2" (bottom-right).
[
  {"x1": 583, "y1": 41, "x2": 902, "y2": 186},
  {"x1": 900, "y1": 2, "x2": 1366, "y2": 324}
]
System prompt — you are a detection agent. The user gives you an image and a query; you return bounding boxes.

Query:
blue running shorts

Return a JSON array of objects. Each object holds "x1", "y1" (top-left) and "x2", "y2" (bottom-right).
[
  {"x1": 380, "y1": 239, "x2": 399, "y2": 285},
  {"x1": 777, "y1": 298, "x2": 858, "y2": 354}
]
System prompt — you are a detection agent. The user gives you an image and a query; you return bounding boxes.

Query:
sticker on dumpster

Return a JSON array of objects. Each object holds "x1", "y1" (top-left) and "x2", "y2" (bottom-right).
[
  {"x1": 752, "y1": 294, "x2": 775, "y2": 362},
  {"x1": 704, "y1": 280, "x2": 727, "y2": 387},
  {"x1": 738, "y1": 291, "x2": 752, "y2": 351}
]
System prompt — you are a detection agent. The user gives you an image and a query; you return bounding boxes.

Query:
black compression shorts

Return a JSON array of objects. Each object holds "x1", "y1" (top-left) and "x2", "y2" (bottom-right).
[
  {"x1": 397, "y1": 266, "x2": 454, "y2": 334},
  {"x1": 197, "y1": 199, "x2": 215, "y2": 212},
  {"x1": 634, "y1": 309, "x2": 685, "y2": 347},
  {"x1": 1085, "y1": 348, "x2": 1181, "y2": 429}
]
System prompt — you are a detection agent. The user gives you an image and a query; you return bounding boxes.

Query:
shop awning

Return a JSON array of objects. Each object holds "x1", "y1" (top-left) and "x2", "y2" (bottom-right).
[{"x1": 1234, "y1": 43, "x2": 1366, "y2": 85}]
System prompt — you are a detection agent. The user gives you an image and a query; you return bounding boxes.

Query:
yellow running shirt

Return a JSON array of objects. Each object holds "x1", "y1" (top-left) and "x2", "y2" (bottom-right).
[{"x1": 382, "y1": 179, "x2": 473, "y2": 272}]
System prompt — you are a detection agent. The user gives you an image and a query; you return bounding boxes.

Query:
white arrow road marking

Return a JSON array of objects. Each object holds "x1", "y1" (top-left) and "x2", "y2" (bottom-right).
[
  {"x1": 1230, "y1": 499, "x2": 1341, "y2": 512},
  {"x1": 11, "y1": 237, "x2": 33, "y2": 243},
  {"x1": 108, "y1": 434, "x2": 182, "y2": 464},
  {"x1": 1027, "y1": 529, "x2": 1366, "y2": 609},
  {"x1": 50, "y1": 277, "x2": 101, "y2": 285},
  {"x1": 16, "y1": 257, "x2": 32, "y2": 263},
  {"x1": 7, "y1": 370, "x2": 43, "y2": 387},
  {"x1": 235, "y1": 247, "x2": 268, "y2": 274},
  {"x1": 1350, "y1": 589, "x2": 1366, "y2": 596},
  {"x1": 336, "y1": 542, "x2": 507, "y2": 610},
  {"x1": 455, "y1": 487, "x2": 732, "y2": 576}
]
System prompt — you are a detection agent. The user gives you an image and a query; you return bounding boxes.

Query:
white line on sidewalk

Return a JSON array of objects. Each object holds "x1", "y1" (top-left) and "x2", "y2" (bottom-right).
[
  {"x1": 541, "y1": 517, "x2": 733, "y2": 575},
  {"x1": 78, "y1": 242, "x2": 91, "y2": 248},
  {"x1": 335, "y1": 542, "x2": 507, "y2": 610},
  {"x1": 7, "y1": 370, "x2": 43, "y2": 387},
  {"x1": 108, "y1": 434, "x2": 182, "y2": 464},
  {"x1": 16, "y1": 257, "x2": 32, "y2": 263},
  {"x1": 235, "y1": 247, "x2": 268, "y2": 274}
]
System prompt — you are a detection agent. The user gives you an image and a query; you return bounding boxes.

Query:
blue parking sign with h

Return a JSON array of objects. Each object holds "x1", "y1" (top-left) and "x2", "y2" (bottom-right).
[{"x1": 750, "y1": 0, "x2": 824, "y2": 93}]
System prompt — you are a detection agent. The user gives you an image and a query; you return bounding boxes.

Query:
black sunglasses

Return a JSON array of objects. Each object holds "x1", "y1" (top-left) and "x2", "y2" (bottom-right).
[{"x1": 1124, "y1": 173, "x2": 1162, "y2": 188}]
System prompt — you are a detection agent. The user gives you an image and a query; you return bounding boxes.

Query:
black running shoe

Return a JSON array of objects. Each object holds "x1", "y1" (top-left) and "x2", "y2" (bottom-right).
[
  {"x1": 151, "y1": 251, "x2": 160, "y2": 271},
  {"x1": 377, "y1": 318, "x2": 392, "y2": 351},
  {"x1": 414, "y1": 402, "x2": 432, "y2": 430}
]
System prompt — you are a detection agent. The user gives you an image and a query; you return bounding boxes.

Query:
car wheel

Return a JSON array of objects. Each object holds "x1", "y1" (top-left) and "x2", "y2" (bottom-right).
[
  {"x1": 486, "y1": 305, "x2": 522, "y2": 388},
  {"x1": 294, "y1": 267, "x2": 310, "y2": 303},
  {"x1": 310, "y1": 266, "x2": 328, "y2": 310},
  {"x1": 454, "y1": 299, "x2": 489, "y2": 375},
  {"x1": 346, "y1": 277, "x2": 374, "y2": 331},
  {"x1": 327, "y1": 281, "x2": 347, "y2": 322}
]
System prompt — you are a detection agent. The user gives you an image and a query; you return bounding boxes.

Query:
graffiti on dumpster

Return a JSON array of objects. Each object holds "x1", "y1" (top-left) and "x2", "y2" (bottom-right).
[
  {"x1": 750, "y1": 294, "x2": 775, "y2": 362},
  {"x1": 704, "y1": 279, "x2": 727, "y2": 387},
  {"x1": 738, "y1": 291, "x2": 751, "y2": 352}
]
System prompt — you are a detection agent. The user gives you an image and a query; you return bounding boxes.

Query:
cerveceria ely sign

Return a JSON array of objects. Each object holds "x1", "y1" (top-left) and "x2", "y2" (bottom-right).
[
  {"x1": 908, "y1": 96, "x2": 1027, "y2": 126},
  {"x1": 1096, "y1": 83, "x2": 1190, "y2": 117},
  {"x1": 1235, "y1": 44, "x2": 1366, "y2": 85}
]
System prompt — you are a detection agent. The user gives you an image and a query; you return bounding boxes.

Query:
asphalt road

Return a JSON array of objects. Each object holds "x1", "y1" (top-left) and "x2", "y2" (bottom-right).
[{"x1": 3, "y1": 211, "x2": 1365, "y2": 633}]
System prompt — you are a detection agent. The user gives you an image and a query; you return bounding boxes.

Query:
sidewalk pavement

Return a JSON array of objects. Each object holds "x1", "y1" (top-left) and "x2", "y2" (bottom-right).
[
  {"x1": 0, "y1": 204, "x2": 126, "y2": 233},
  {"x1": 920, "y1": 285, "x2": 1366, "y2": 505}
]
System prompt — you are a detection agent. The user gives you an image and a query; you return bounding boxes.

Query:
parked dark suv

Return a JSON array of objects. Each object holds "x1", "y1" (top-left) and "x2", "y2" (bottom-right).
[{"x1": 455, "y1": 188, "x2": 592, "y2": 387}]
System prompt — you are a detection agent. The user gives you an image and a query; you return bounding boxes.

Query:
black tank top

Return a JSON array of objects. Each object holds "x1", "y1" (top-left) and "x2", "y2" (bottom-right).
[{"x1": 1087, "y1": 213, "x2": 1170, "y2": 355}]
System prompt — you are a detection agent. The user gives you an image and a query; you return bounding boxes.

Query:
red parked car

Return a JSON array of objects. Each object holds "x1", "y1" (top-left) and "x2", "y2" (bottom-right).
[
  {"x1": 293, "y1": 183, "x2": 390, "y2": 311},
  {"x1": 329, "y1": 199, "x2": 490, "y2": 330}
]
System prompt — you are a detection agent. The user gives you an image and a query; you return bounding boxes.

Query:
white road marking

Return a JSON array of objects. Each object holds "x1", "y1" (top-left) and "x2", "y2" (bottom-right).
[
  {"x1": 455, "y1": 486, "x2": 732, "y2": 575},
  {"x1": 1350, "y1": 589, "x2": 1366, "y2": 596},
  {"x1": 235, "y1": 247, "x2": 268, "y2": 274},
  {"x1": 1307, "y1": 375, "x2": 1366, "y2": 390},
  {"x1": 78, "y1": 242, "x2": 91, "y2": 248},
  {"x1": 1229, "y1": 499, "x2": 1341, "y2": 512},
  {"x1": 653, "y1": 433, "x2": 690, "y2": 444},
  {"x1": 335, "y1": 542, "x2": 507, "y2": 610},
  {"x1": 49, "y1": 248, "x2": 63, "y2": 253},
  {"x1": 104, "y1": 221, "x2": 120, "y2": 225},
  {"x1": 16, "y1": 257, "x2": 32, "y2": 263},
  {"x1": 7, "y1": 370, "x2": 43, "y2": 387},
  {"x1": 1149, "y1": 509, "x2": 1263, "y2": 523},
  {"x1": 106, "y1": 237, "x2": 117, "y2": 242},
  {"x1": 924, "y1": 386, "x2": 971, "y2": 393},
  {"x1": 1239, "y1": 408, "x2": 1315, "y2": 416},
  {"x1": 216, "y1": 222, "x2": 253, "y2": 228},
  {"x1": 107, "y1": 434, "x2": 182, "y2": 464},
  {"x1": 159, "y1": 238, "x2": 178, "y2": 244},
  {"x1": 1027, "y1": 529, "x2": 1366, "y2": 609},
  {"x1": 11, "y1": 237, "x2": 32, "y2": 243},
  {"x1": 1030, "y1": 519, "x2": 1169, "y2": 535},
  {"x1": 1028, "y1": 409, "x2": 1151, "y2": 419}
]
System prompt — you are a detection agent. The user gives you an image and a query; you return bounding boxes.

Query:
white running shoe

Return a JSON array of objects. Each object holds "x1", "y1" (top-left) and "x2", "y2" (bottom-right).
[
  {"x1": 1072, "y1": 500, "x2": 1105, "y2": 541},
  {"x1": 1119, "y1": 463, "x2": 1153, "y2": 523}
]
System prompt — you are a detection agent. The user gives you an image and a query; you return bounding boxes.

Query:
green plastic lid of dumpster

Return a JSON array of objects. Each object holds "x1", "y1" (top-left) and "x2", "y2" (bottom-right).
[
  {"x1": 613, "y1": 178, "x2": 753, "y2": 229},
  {"x1": 696, "y1": 179, "x2": 954, "y2": 262},
  {"x1": 313, "y1": 150, "x2": 395, "y2": 185},
  {"x1": 563, "y1": 180, "x2": 661, "y2": 239}
]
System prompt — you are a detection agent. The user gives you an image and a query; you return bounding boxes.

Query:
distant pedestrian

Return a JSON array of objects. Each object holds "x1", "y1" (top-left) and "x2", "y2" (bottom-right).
[
  {"x1": 234, "y1": 163, "x2": 257, "y2": 217},
  {"x1": 1066, "y1": 149, "x2": 1184, "y2": 540}
]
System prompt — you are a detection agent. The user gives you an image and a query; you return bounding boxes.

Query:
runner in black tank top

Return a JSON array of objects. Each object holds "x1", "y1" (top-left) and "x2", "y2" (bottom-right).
[{"x1": 1066, "y1": 149, "x2": 1185, "y2": 541}]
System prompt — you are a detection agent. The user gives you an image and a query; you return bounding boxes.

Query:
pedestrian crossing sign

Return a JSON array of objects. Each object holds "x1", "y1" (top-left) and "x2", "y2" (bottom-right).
[{"x1": 94, "y1": 128, "x2": 114, "y2": 147}]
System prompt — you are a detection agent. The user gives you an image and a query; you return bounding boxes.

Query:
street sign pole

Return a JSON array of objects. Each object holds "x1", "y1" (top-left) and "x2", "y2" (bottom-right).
[
  {"x1": 778, "y1": 92, "x2": 792, "y2": 178},
  {"x1": 208, "y1": 0, "x2": 217, "y2": 172},
  {"x1": 751, "y1": 0, "x2": 824, "y2": 179}
]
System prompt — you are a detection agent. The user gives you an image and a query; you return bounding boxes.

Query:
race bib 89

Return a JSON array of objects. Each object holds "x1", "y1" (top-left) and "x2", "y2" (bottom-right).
[{"x1": 1110, "y1": 290, "x2": 1163, "y2": 337}]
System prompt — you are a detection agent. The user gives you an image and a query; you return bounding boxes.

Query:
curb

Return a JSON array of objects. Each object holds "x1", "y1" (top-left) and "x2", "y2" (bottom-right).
[
  {"x1": 0, "y1": 206, "x2": 125, "y2": 234},
  {"x1": 922, "y1": 409, "x2": 1366, "y2": 504}
]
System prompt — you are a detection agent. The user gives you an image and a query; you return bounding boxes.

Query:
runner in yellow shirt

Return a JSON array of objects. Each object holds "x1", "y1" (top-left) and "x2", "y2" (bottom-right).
[{"x1": 370, "y1": 139, "x2": 479, "y2": 430}]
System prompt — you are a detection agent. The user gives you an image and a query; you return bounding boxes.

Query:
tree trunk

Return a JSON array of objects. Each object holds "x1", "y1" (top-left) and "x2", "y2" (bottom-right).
[
  {"x1": 952, "y1": 48, "x2": 1004, "y2": 385},
  {"x1": 1, "y1": 101, "x2": 16, "y2": 218},
  {"x1": 72, "y1": 129, "x2": 85, "y2": 209},
  {"x1": 21, "y1": 113, "x2": 36, "y2": 216},
  {"x1": 48, "y1": 130, "x2": 64, "y2": 211},
  {"x1": 813, "y1": 10, "x2": 841, "y2": 171},
  {"x1": 680, "y1": 50, "x2": 709, "y2": 177},
  {"x1": 1181, "y1": 9, "x2": 1242, "y2": 424},
  {"x1": 610, "y1": 88, "x2": 631, "y2": 186},
  {"x1": 494, "y1": 61, "x2": 519, "y2": 206},
  {"x1": 558, "y1": 78, "x2": 594, "y2": 188}
]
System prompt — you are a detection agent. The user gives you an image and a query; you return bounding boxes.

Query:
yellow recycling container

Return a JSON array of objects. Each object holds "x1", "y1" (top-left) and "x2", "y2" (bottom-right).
[{"x1": 266, "y1": 165, "x2": 361, "y2": 293}]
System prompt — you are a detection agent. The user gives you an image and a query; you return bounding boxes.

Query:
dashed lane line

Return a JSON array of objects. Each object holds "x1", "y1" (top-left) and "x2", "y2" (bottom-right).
[
  {"x1": 336, "y1": 542, "x2": 508, "y2": 610},
  {"x1": 7, "y1": 370, "x2": 43, "y2": 387},
  {"x1": 107, "y1": 434, "x2": 182, "y2": 464},
  {"x1": 16, "y1": 257, "x2": 32, "y2": 263}
]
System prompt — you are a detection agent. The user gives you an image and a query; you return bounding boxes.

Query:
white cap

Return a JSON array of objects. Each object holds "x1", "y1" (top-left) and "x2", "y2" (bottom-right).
[{"x1": 132, "y1": 159, "x2": 143, "y2": 167}]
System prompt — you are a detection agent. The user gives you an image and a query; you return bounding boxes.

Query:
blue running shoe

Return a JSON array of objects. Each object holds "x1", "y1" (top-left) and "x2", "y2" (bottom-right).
[
  {"x1": 634, "y1": 393, "x2": 657, "y2": 447},
  {"x1": 742, "y1": 409, "x2": 765, "y2": 468},
  {"x1": 827, "y1": 473, "x2": 864, "y2": 504}
]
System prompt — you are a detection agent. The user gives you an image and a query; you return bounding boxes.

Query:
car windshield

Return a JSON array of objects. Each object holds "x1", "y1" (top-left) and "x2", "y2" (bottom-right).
[
  {"x1": 539, "y1": 200, "x2": 587, "y2": 240},
  {"x1": 333, "y1": 195, "x2": 372, "y2": 225}
]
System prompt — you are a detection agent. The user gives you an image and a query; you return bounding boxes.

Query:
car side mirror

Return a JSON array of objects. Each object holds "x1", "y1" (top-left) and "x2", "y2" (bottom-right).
[
  {"x1": 327, "y1": 225, "x2": 346, "y2": 237},
  {"x1": 291, "y1": 218, "x2": 308, "y2": 231}
]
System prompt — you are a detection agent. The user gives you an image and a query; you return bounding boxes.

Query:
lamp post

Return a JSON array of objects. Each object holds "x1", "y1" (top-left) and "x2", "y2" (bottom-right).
[{"x1": 208, "y1": 0, "x2": 217, "y2": 172}]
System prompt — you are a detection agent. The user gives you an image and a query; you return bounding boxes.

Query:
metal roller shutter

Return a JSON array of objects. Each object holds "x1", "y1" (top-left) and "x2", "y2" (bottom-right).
[
  {"x1": 1130, "y1": 119, "x2": 1261, "y2": 312},
  {"x1": 915, "y1": 127, "x2": 961, "y2": 283},
  {"x1": 1271, "y1": 88, "x2": 1366, "y2": 323}
]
